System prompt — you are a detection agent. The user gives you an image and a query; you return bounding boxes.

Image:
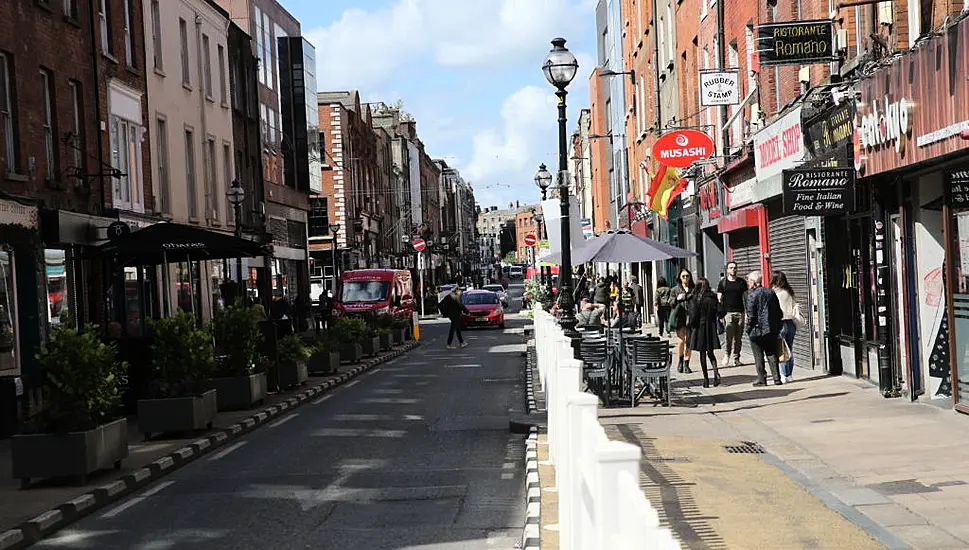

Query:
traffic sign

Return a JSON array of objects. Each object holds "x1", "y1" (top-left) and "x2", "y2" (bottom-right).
[
  {"x1": 412, "y1": 237, "x2": 426, "y2": 252},
  {"x1": 524, "y1": 234, "x2": 537, "y2": 247}
]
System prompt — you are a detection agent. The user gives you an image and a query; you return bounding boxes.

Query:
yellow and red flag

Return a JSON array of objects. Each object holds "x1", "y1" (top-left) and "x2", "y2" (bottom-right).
[{"x1": 647, "y1": 164, "x2": 687, "y2": 219}]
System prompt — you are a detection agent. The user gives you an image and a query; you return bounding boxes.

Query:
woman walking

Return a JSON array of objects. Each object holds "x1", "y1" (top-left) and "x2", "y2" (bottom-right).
[
  {"x1": 688, "y1": 278, "x2": 722, "y2": 388},
  {"x1": 669, "y1": 268, "x2": 696, "y2": 373},
  {"x1": 654, "y1": 276, "x2": 673, "y2": 337},
  {"x1": 771, "y1": 271, "x2": 798, "y2": 383}
]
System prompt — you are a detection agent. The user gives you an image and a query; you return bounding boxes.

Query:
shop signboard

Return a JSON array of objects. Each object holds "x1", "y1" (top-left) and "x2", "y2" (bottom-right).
[
  {"x1": 756, "y1": 20, "x2": 836, "y2": 66},
  {"x1": 945, "y1": 169, "x2": 969, "y2": 210},
  {"x1": 782, "y1": 168, "x2": 855, "y2": 216},
  {"x1": 698, "y1": 69, "x2": 740, "y2": 106},
  {"x1": 754, "y1": 106, "x2": 805, "y2": 200},
  {"x1": 0, "y1": 198, "x2": 37, "y2": 229},
  {"x1": 803, "y1": 101, "x2": 855, "y2": 164},
  {"x1": 652, "y1": 130, "x2": 715, "y2": 168},
  {"x1": 698, "y1": 180, "x2": 724, "y2": 228}
]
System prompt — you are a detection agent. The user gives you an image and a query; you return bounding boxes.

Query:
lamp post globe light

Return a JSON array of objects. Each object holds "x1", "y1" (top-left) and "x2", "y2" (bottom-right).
[
  {"x1": 534, "y1": 164, "x2": 552, "y2": 200},
  {"x1": 226, "y1": 179, "x2": 246, "y2": 295},
  {"x1": 542, "y1": 37, "x2": 579, "y2": 340},
  {"x1": 329, "y1": 223, "x2": 341, "y2": 293}
]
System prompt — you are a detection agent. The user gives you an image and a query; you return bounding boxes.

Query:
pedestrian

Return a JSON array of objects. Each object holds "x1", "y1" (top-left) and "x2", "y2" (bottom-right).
[
  {"x1": 628, "y1": 276, "x2": 644, "y2": 326},
  {"x1": 438, "y1": 287, "x2": 470, "y2": 349},
  {"x1": 717, "y1": 261, "x2": 748, "y2": 367},
  {"x1": 575, "y1": 298, "x2": 605, "y2": 329},
  {"x1": 593, "y1": 277, "x2": 610, "y2": 306},
  {"x1": 654, "y1": 276, "x2": 673, "y2": 337},
  {"x1": 771, "y1": 270, "x2": 802, "y2": 383},
  {"x1": 688, "y1": 278, "x2": 721, "y2": 388},
  {"x1": 669, "y1": 268, "x2": 696, "y2": 373},
  {"x1": 745, "y1": 270, "x2": 783, "y2": 386}
]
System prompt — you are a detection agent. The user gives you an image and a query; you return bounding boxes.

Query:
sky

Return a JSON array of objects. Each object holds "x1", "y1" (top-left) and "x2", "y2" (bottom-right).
[{"x1": 281, "y1": 0, "x2": 598, "y2": 210}]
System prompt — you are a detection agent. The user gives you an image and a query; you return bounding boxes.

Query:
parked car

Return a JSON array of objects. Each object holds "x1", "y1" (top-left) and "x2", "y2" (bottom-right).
[
  {"x1": 509, "y1": 266, "x2": 523, "y2": 279},
  {"x1": 460, "y1": 290, "x2": 505, "y2": 329},
  {"x1": 481, "y1": 284, "x2": 509, "y2": 307}
]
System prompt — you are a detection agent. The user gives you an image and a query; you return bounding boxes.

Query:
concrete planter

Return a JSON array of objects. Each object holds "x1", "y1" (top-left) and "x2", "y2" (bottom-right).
[
  {"x1": 138, "y1": 389, "x2": 217, "y2": 439},
  {"x1": 308, "y1": 351, "x2": 340, "y2": 375},
  {"x1": 360, "y1": 336, "x2": 381, "y2": 357},
  {"x1": 403, "y1": 325, "x2": 414, "y2": 340},
  {"x1": 209, "y1": 372, "x2": 267, "y2": 411},
  {"x1": 391, "y1": 328, "x2": 406, "y2": 346},
  {"x1": 11, "y1": 418, "x2": 129, "y2": 489},
  {"x1": 378, "y1": 332, "x2": 393, "y2": 351},
  {"x1": 340, "y1": 343, "x2": 363, "y2": 364},
  {"x1": 278, "y1": 360, "x2": 309, "y2": 388}
]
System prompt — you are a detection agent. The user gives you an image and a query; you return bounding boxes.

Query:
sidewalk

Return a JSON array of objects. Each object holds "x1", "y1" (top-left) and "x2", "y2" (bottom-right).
[
  {"x1": 599, "y1": 321, "x2": 969, "y2": 549},
  {"x1": 0, "y1": 341, "x2": 418, "y2": 548}
]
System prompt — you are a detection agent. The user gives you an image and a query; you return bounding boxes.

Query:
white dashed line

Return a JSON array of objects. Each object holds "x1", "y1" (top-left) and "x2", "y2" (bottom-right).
[
  {"x1": 268, "y1": 413, "x2": 299, "y2": 428},
  {"x1": 344, "y1": 380, "x2": 360, "y2": 388},
  {"x1": 99, "y1": 481, "x2": 176, "y2": 519},
  {"x1": 207, "y1": 441, "x2": 248, "y2": 461},
  {"x1": 312, "y1": 394, "x2": 333, "y2": 405}
]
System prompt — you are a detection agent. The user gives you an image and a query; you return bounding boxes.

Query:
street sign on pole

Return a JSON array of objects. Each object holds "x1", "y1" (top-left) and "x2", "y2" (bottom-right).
[
  {"x1": 413, "y1": 237, "x2": 426, "y2": 252},
  {"x1": 524, "y1": 234, "x2": 538, "y2": 247}
]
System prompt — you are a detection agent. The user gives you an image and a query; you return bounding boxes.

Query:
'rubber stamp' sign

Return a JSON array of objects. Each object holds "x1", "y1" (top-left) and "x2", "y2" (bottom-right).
[
  {"x1": 782, "y1": 168, "x2": 855, "y2": 216},
  {"x1": 945, "y1": 169, "x2": 969, "y2": 210},
  {"x1": 756, "y1": 20, "x2": 835, "y2": 66},
  {"x1": 698, "y1": 69, "x2": 740, "y2": 106}
]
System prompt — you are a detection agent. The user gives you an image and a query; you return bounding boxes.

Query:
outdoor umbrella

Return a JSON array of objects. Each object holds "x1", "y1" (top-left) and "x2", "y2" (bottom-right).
[
  {"x1": 94, "y1": 222, "x2": 270, "y2": 266},
  {"x1": 572, "y1": 230, "x2": 695, "y2": 265}
]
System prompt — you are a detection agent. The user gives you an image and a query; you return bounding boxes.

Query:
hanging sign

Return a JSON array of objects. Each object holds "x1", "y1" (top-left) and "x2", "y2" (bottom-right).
[
  {"x1": 652, "y1": 130, "x2": 715, "y2": 169},
  {"x1": 945, "y1": 169, "x2": 969, "y2": 210},
  {"x1": 698, "y1": 69, "x2": 740, "y2": 106},
  {"x1": 756, "y1": 20, "x2": 835, "y2": 66},
  {"x1": 782, "y1": 168, "x2": 855, "y2": 216},
  {"x1": 803, "y1": 102, "x2": 855, "y2": 163}
]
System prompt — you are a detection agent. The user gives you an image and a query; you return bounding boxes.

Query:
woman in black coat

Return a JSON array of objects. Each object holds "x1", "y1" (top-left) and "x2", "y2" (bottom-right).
[{"x1": 688, "y1": 278, "x2": 722, "y2": 388}]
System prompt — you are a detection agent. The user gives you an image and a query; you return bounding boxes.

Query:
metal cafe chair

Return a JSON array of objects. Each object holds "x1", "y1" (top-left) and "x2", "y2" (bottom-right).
[
  {"x1": 628, "y1": 337, "x2": 672, "y2": 407},
  {"x1": 578, "y1": 336, "x2": 611, "y2": 407}
]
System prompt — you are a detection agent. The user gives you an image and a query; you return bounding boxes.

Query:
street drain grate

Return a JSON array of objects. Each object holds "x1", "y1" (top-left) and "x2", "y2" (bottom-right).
[{"x1": 723, "y1": 442, "x2": 766, "y2": 454}]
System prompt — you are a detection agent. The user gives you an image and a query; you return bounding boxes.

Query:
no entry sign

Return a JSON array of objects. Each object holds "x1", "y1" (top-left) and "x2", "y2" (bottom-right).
[
  {"x1": 524, "y1": 234, "x2": 538, "y2": 246},
  {"x1": 652, "y1": 130, "x2": 715, "y2": 168},
  {"x1": 412, "y1": 237, "x2": 426, "y2": 252}
]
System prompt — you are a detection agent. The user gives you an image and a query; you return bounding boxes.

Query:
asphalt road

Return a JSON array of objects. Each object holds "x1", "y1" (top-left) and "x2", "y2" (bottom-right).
[{"x1": 36, "y1": 285, "x2": 529, "y2": 550}]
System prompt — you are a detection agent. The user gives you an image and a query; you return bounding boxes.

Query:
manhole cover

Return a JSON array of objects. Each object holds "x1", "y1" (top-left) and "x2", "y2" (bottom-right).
[{"x1": 723, "y1": 441, "x2": 766, "y2": 454}]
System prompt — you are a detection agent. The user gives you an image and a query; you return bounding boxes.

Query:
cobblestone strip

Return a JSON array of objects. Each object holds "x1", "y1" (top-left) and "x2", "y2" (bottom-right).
[
  {"x1": 519, "y1": 333, "x2": 541, "y2": 550},
  {"x1": 0, "y1": 340, "x2": 420, "y2": 550}
]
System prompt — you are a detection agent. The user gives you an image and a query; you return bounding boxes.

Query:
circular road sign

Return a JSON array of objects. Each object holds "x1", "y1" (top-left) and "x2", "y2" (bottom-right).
[
  {"x1": 652, "y1": 129, "x2": 715, "y2": 168},
  {"x1": 412, "y1": 237, "x2": 426, "y2": 252},
  {"x1": 524, "y1": 234, "x2": 538, "y2": 247}
]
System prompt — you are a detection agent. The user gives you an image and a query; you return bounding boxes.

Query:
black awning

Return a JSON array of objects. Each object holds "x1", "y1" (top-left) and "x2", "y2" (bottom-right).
[{"x1": 94, "y1": 222, "x2": 271, "y2": 265}]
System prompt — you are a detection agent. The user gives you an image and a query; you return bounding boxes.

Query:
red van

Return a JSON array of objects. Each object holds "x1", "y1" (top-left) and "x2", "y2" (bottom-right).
[{"x1": 332, "y1": 269, "x2": 415, "y2": 320}]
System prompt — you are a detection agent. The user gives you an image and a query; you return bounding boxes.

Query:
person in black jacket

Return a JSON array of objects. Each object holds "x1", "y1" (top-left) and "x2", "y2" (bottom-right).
[
  {"x1": 688, "y1": 278, "x2": 722, "y2": 388},
  {"x1": 439, "y1": 287, "x2": 471, "y2": 349},
  {"x1": 670, "y1": 268, "x2": 696, "y2": 373},
  {"x1": 745, "y1": 270, "x2": 783, "y2": 386}
]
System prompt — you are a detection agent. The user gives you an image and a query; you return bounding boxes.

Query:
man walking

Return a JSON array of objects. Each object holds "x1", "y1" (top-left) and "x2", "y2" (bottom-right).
[
  {"x1": 717, "y1": 262, "x2": 747, "y2": 366},
  {"x1": 628, "y1": 276, "x2": 644, "y2": 326},
  {"x1": 439, "y1": 287, "x2": 470, "y2": 349},
  {"x1": 745, "y1": 270, "x2": 783, "y2": 386}
]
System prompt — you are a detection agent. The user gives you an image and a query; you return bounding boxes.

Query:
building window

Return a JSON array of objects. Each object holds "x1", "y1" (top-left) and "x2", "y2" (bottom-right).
[
  {"x1": 150, "y1": 0, "x2": 163, "y2": 70},
  {"x1": 185, "y1": 129, "x2": 197, "y2": 217},
  {"x1": 262, "y1": 12, "x2": 273, "y2": 89},
  {"x1": 254, "y1": 6, "x2": 264, "y2": 85},
  {"x1": 205, "y1": 137, "x2": 216, "y2": 219},
  {"x1": 67, "y1": 80, "x2": 84, "y2": 174},
  {"x1": 63, "y1": 0, "x2": 77, "y2": 19},
  {"x1": 156, "y1": 117, "x2": 170, "y2": 213},
  {"x1": 179, "y1": 18, "x2": 190, "y2": 86},
  {"x1": 0, "y1": 53, "x2": 17, "y2": 173},
  {"x1": 217, "y1": 45, "x2": 226, "y2": 105},
  {"x1": 309, "y1": 198, "x2": 329, "y2": 237},
  {"x1": 123, "y1": 0, "x2": 134, "y2": 67},
  {"x1": 110, "y1": 115, "x2": 144, "y2": 210},
  {"x1": 202, "y1": 34, "x2": 212, "y2": 98},
  {"x1": 99, "y1": 0, "x2": 111, "y2": 55},
  {"x1": 40, "y1": 69, "x2": 56, "y2": 181},
  {"x1": 222, "y1": 143, "x2": 231, "y2": 221}
]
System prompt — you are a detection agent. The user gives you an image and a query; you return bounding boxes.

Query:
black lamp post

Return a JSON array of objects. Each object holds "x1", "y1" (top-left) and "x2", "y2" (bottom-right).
[
  {"x1": 329, "y1": 223, "x2": 341, "y2": 292},
  {"x1": 542, "y1": 37, "x2": 579, "y2": 338},
  {"x1": 534, "y1": 164, "x2": 552, "y2": 200},
  {"x1": 226, "y1": 179, "x2": 246, "y2": 296}
]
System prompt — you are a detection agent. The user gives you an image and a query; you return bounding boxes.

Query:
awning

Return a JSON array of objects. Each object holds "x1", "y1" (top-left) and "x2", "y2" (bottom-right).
[{"x1": 93, "y1": 222, "x2": 271, "y2": 266}]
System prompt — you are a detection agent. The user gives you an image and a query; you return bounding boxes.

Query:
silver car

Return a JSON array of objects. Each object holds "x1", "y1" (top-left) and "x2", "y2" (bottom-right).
[{"x1": 482, "y1": 284, "x2": 509, "y2": 307}]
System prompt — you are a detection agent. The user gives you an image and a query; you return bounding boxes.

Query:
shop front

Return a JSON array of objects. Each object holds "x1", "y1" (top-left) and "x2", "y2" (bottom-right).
[
  {"x1": 719, "y1": 168, "x2": 768, "y2": 280},
  {"x1": 849, "y1": 17, "x2": 969, "y2": 404},
  {"x1": 698, "y1": 176, "x2": 725, "y2": 282}
]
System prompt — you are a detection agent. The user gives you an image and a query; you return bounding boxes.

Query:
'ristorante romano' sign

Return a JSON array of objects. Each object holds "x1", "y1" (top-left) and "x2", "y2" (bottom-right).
[
  {"x1": 782, "y1": 168, "x2": 855, "y2": 216},
  {"x1": 756, "y1": 20, "x2": 835, "y2": 66}
]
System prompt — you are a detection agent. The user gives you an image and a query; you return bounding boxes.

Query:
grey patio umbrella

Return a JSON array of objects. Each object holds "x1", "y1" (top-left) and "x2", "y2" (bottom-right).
[{"x1": 572, "y1": 230, "x2": 695, "y2": 264}]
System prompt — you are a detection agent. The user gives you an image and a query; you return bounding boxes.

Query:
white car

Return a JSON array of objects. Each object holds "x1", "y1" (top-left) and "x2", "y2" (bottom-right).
[{"x1": 482, "y1": 284, "x2": 509, "y2": 306}]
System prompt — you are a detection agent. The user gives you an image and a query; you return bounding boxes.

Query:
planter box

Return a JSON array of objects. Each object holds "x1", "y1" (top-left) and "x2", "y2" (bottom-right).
[
  {"x1": 278, "y1": 360, "x2": 309, "y2": 388},
  {"x1": 308, "y1": 351, "x2": 340, "y2": 375},
  {"x1": 392, "y1": 328, "x2": 405, "y2": 345},
  {"x1": 209, "y1": 372, "x2": 267, "y2": 411},
  {"x1": 403, "y1": 325, "x2": 414, "y2": 340},
  {"x1": 360, "y1": 336, "x2": 381, "y2": 357},
  {"x1": 12, "y1": 418, "x2": 129, "y2": 489},
  {"x1": 138, "y1": 389, "x2": 217, "y2": 439},
  {"x1": 378, "y1": 332, "x2": 393, "y2": 351},
  {"x1": 340, "y1": 343, "x2": 363, "y2": 364}
]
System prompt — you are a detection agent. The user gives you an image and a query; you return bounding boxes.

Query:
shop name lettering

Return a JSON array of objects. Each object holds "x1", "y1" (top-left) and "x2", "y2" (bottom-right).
[
  {"x1": 758, "y1": 122, "x2": 801, "y2": 168},
  {"x1": 786, "y1": 171, "x2": 851, "y2": 189},
  {"x1": 811, "y1": 107, "x2": 853, "y2": 151},
  {"x1": 770, "y1": 24, "x2": 830, "y2": 58},
  {"x1": 702, "y1": 75, "x2": 736, "y2": 100},
  {"x1": 791, "y1": 192, "x2": 845, "y2": 212},
  {"x1": 659, "y1": 146, "x2": 709, "y2": 159},
  {"x1": 162, "y1": 242, "x2": 206, "y2": 249},
  {"x1": 859, "y1": 96, "x2": 911, "y2": 152}
]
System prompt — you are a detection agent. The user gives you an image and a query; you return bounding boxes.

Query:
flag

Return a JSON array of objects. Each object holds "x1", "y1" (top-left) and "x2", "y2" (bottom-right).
[{"x1": 647, "y1": 165, "x2": 687, "y2": 219}]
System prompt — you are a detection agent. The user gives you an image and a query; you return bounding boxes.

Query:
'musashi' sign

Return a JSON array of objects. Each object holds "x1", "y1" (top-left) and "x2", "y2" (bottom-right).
[
  {"x1": 757, "y1": 20, "x2": 834, "y2": 66},
  {"x1": 782, "y1": 168, "x2": 855, "y2": 216}
]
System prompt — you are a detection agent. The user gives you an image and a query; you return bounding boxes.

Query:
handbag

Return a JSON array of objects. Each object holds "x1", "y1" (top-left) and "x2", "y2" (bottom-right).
[
  {"x1": 777, "y1": 336, "x2": 792, "y2": 363},
  {"x1": 793, "y1": 302, "x2": 806, "y2": 328},
  {"x1": 717, "y1": 317, "x2": 726, "y2": 335}
]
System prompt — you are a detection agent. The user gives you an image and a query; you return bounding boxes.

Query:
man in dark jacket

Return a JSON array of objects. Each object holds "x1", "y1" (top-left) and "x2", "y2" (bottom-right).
[
  {"x1": 745, "y1": 270, "x2": 783, "y2": 386},
  {"x1": 438, "y1": 287, "x2": 471, "y2": 349}
]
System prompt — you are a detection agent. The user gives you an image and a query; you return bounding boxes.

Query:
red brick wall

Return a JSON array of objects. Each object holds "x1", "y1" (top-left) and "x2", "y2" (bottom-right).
[
  {"x1": 318, "y1": 101, "x2": 348, "y2": 248},
  {"x1": 589, "y1": 67, "x2": 612, "y2": 232}
]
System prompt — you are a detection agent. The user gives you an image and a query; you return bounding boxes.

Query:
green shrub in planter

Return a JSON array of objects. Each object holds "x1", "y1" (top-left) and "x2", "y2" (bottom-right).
[
  {"x1": 12, "y1": 324, "x2": 129, "y2": 487},
  {"x1": 377, "y1": 327, "x2": 393, "y2": 351},
  {"x1": 277, "y1": 334, "x2": 310, "y2": 388},
  {"x1": 307, "y1": 337, "x2": 341, "y2": 375},
  {"x1": 210, "y1": 301, "x2": 267, "y2": 411}
]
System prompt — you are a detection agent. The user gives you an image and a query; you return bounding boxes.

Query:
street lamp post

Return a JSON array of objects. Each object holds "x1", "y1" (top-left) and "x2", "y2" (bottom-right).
[
  {"x1": 226, "y1": 179, "x2": 246, "y2": 298},
  {"x1": 543, "y1": 37, "x2": 579, "y2": 339},
  {"x1": 329, "y1": 223, "x2": 341, "y2": 293}
]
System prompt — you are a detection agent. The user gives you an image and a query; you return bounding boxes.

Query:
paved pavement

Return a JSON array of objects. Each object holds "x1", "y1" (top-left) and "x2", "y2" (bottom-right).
[
  {"x1": 29, "y1": 287, "x2": 530, "y2": 549},
  {"x1": 596, "y1": 321, "x2": 969, "y2": 549}
]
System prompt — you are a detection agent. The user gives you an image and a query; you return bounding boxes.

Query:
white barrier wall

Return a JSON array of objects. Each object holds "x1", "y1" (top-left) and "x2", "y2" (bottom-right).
[{"x1": 532, "y1": 307, "x2": 680, "y2": 550}]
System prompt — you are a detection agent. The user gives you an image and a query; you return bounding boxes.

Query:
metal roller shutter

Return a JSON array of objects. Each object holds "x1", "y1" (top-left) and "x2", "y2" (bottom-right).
[
  {"x1": 768, "y1": 215, "x2": 813, "y2": 370},
  {"x1": 728, "y1": 229, "x2": 761, "y2": 282}
]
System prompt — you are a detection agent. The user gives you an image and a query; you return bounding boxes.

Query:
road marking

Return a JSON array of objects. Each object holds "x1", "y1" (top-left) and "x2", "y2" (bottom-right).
[
  {"x1": 501, "y1": 473, "x2": 515, "y2": 480},
  {"x1": 503, "y1": 462, "x2": 516, "y2": 469},
  {"x1": 373, "y1": 388, "x2": 403, "y2": 395},
  {"x1": 361, "y1": 398, "x2": 420, "y2": 404},
  {"x1": 312, "y1": 428, "x2": 407, "y2": 438},
  {"x1": 447, "y1": 364, "x2": 482, "y2": 368},
  {"x1": 207, "y1": 441, "x2": 247, "y2": 461},
  {"x1": 363, "y1": 369, "x2": 381, "y2": 376},
  {"x1": 344, "y1": 380, "x2": 360, "y2": 388},
  {"x1": 99, "y1": 481, "x2": 175, "y2": 518},
  {"x1": 312, "y1": 394, "x2": 333, "y2": 405},
  {"x1": 268, "y1": 413, "x2": 299, "y2": 428}
]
